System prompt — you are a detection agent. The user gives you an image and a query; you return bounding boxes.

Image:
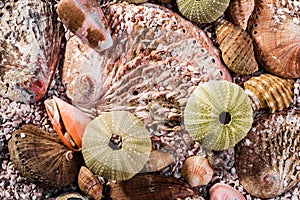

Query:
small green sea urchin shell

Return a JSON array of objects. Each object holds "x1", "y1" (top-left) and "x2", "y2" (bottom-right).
[
  {"x1": 176, "y1": 0, "x2": 230, "y2": 23},
  {"x1": 82, "y1": 111, "x2": 152, "y2": 180},
  {"x1": 184, "y1": 80, "x2": 253, "y2": 151}
]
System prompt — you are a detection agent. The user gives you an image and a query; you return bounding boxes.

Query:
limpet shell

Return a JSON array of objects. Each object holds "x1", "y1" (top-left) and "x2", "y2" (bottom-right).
[
  {"x1": 227, "y1": 0, "x2": 255, "y2": 29},
  {"x1": 209, "y1": 183, "x2": 246, "y2": 200}
]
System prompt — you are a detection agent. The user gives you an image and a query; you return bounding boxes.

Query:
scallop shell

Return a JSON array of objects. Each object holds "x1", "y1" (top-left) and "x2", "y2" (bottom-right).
[
  {"x1": 141, "y1": 150, "x2": 174, "y2": 172},
  {"x1": 176, "y1": 0, "x2": 230, "y2": 23},
  {"x1": 243, "y1": 74, "x2": 295, "y2": 113},
  {"x1": 8, "y1": 124, "x2": 84, "y2": 189},
  {"x1": 209, "y1": 183, "x2": 246, "y2": 200},
  {"x1": 82, "y1": 111, "x2": 152, "y2": 181},
  {"x1": 215, "y1": 19, "x2": 259, "y2": 75},
  {"x1": 181, "y1": 155, "x2": 213, "y2": 187},
  {"x1": 248, "y1": 0, "x2": 300, "y2": 78},
  {"x1": 184, "y1": 80, "x2": 253, "y2": 151},
  {"x1": 236, "y1": 109, "x2": 300, "y2": 198}
]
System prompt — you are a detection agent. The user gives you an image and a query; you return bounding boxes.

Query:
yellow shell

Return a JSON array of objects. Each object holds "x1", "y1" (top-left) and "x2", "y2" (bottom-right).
[
  {"x1": 215, "y1": 19, "x2": 259, "y2": 75},
  {"x1": 243, "y1": 74, "x2": 295, "y2": 113},
  {"x1": 228, "y1": 0, "x2": 255, "y2": 29}
]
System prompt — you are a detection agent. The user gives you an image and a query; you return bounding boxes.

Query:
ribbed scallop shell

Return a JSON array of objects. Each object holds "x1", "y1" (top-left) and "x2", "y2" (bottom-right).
[
  {"x1": 243, "y1": 74, "x2": 295, "y2": 113},
  {"x1": 236, "y1": 109, "x2": 300, "y2": 198},
  {"x1": 176, "y1": 0, "x2": 230, "y2": 23},
  {"x1": 215, "y1": 19, "x2": 259, "y2": 75},
  {"x1": 209, "y1": 183, "x2": 246, "y2": 200},
  {"x1": 8, "y1": 124, "x2": 83, "y2": 189},
  {"x1": 82, "y1": 111, "x2": 152, "y2": 181},
  {"x1": 227, "y1": 0, "x2": 255, "y2": 29},
  {"x1": 249, "y1": 0, "x2": 300, "y2": 78},
  {"x1": 184, "y1": 80, "x2": 253, "y2": 151},
  {"x1": 181, "y1": 155, "x2": 213, "y2": 187}
]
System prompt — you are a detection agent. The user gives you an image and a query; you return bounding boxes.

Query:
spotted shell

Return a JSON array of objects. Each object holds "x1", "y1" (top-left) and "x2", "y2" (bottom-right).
[
  {"x1": 8, "y1": 124, "x2": 84, "y2": 189},
  {"x1": 243, "y1": 74, "x2": 295, "y2": 113},
  {"x1": 248, "y1": 0, "x2": 300, "y2": 78},
  {"x1": 176, "y1": 0, "x2": 230, "y2": 23},
  {"x1": 209, "y1": 183, "x2": 246, "y2": 200},
  {"x1": 184, "y1": 80, "x2": 253, "y2": 151},
  {"x1": 236, "y1": 109, "x2": 300, "y2": 198},
  {"x1": 215, "y1": 19, "x2": 259, "y2": 75}
]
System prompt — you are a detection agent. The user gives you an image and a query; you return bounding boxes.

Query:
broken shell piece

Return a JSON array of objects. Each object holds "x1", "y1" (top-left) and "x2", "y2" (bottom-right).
[
  {"x1": 209, "y1": 183, "x2": 246, "y2": 200},
  {"x1": 140, "y1": 150, "x2": 174, "y2": 173}
]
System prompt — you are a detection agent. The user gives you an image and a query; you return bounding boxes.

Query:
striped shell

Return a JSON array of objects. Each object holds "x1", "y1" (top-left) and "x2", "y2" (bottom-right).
[
  {"x1": 176, "y1": 0, "x2": 230, "y2": 23},
  {"x1": 184, "y1": 80, "x2": 253, "y2": 151},
  {"x1": 227, "y1": 0, "x2": 255, "y2": 29},
  {"x1": 243, "y1": 74, "x2": 295, "y2": 113},
  {"x1": 82, "y1": 111, "x2": 152, "y2": 181},
  {"x1": 249, "y1": 0, "x2": 300, "y2": 78},
  {"x1": 8, "y1": 124, "x2": 83, "y2": 189},
  {"x1": 209, "y1": 183, "x2": 246, "y2": 200},
  {"x1": 215, "y1": 19, "x2": 259, "y2": 75},
  {"x1": 236, "y1": 109, "x2": 300, "y2": 198}
]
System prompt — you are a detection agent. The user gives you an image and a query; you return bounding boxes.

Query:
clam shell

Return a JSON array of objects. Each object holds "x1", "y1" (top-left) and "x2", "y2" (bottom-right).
[
  {"x1": 184, "y1": 80, "x2": 253, "y2": 151},
  {"x1": 176, "y1": 0, "x2": 230, "y2": 23},
  {"x1": 82, "y1": 111, "x2": 152, "y2": 181},
  {"x1": 215, "y1": 19, "x2": 259, "y2": 75},
  {"x1": 181, "y1": 155, "x2": 213, "y2": 187},
  {"x1": 141, "y1": 150, "x2": 174, "y2": 172},
  {"x1": 236, "y1": 109, "x2": 300, "y2": 198},
  {"x1": 227, "y1": 0, "x2": 255, "y2": 29},
  {"x1": 8, "y1": 124, "x2": 84, "y2": 189},
  {"x1": 209, "y1": 183, "x2": 246, "y2": 200},
  {"x1": 243, "y1": 74, "x2": 295, "y2": 113}
]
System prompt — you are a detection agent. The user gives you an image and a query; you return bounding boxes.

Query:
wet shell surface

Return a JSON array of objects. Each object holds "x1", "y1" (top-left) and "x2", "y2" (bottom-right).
[
  {"x1": 0, "y1": 0, "x2": 63, "y2": 103},
  {"x1": 181, "y1": 155, "x2": 214, "y2": 187},
  {"x1": 236, "y1": 109, "x2": 300, "y2": 198},
  {"x1": 176, "y1": 0, "x2": 230, "y2": 23},
  {"x1": 209, "y1": 182, "x2": 246, "y2": 200},
  {"x1": 184, "y1": 80, "x2": 253, "y2": 151},
  {"x1": 243, "y1": 73, "x2": 295, "y2": 113},
  {"x1": 249, "y1": 0, "x2": 300, "y2": 78},
  {"x1": 215, "y1": 19, "x2": 259, "y2": 75},
  {"x1": 8, "y1": 124, "x2": 84, "y2": 189},
  {"x1": 82, "y1": 111, "x2": 152, "y2": 181},
  {"x1": 227, "y1": 0, "x2": 255, "y2": 29}
]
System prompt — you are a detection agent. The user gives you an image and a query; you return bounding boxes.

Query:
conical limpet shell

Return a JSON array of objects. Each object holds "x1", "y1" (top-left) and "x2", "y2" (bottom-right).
[
  {"x1": 209, "y1": 183, "x2": 246, "y2": 200},
  {"x1": 227, "y1": 0, "x2": 255, "y2": 29}
]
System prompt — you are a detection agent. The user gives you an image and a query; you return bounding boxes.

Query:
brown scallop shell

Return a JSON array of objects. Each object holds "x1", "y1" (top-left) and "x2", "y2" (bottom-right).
[
  {"x1": 209, "y1": 183, "x2": 246, "y2": 200},
  {"x1": 215, "y1": 19, "x2": 259, "y2": 75},
  {"x1": 243, "y1": 73, "x2": 295, "y2": 113},
  {"x1": 228, "y1": 0, "x2": 255, "y2": 30}
]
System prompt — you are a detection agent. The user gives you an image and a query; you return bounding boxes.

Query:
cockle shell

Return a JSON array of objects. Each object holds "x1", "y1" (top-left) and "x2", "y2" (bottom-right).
[
  {"x1": 176, "y1": 0, "x2": 230, "y2": 23},
  {"x1": 184, "y1": 80, "x2": 253, "y2": 151},
  {"x1": 181, "y1": 155, "x2": 214, "y2": 187},
  {"x1": 248, "y1": 0, "x2": 300, "y2": 78},
  {"x1": 82, "y1": 111, "x2": 152, "y2": 181},
  {"x1": 236, "y1": 109, "x2": 300, "y2": 198},
  {"x1": 0, "y1": 0, "x2": 63, "y2": 103},
  {"x1": 8, "y1": 124, "x2": 84, "y2": 189},
  {"x1": 141, "y1": 150, "x2": 174, "y2": 172},
  {"x1": 243, "y1": 73, "x2": 295, "y2": 113},
  {"x1": 209, "y1": 183, "x2": 246, "y2": 200},
  {"x1": 215, "y1": 19, "x2": 259, "y2": 75}
]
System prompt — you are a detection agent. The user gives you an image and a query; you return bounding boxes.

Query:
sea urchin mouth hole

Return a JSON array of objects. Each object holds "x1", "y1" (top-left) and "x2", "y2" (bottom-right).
[
  {"x1": 219, "y1": 111, "x2": 231, "y2": 125},
  {"x1": 109, "y1": 134, "x2": 122, "y2": 150}
]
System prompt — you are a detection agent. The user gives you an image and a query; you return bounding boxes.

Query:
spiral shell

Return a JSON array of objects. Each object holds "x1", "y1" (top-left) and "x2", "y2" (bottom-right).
[
  {"x1": 215, "y1": 19, "x2": 259, "y2": 75},
  {"x1": 209, "y1": 183, "x2": 246, "y2": 200},
  {"x1": 243, "y1": 74, "x2": 295, "y2": 113},
  {"x1": 176, "y1": 0, "x2": 230, "y2": 23},
  {"x1": 184, "y1": 80, "x2": 253, "y2": 151},
  {"x1": 227, "y1": 0, "x2": 255, "y2": 29}
]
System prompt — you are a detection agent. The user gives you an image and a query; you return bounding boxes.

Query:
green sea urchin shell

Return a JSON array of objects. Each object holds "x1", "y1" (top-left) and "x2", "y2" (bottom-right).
[
  {"x1": 176, "y1": 0, "x2": 230, "y2": 23},
  {"x1": 82, "y1": 111, "x2": 152, "y2": 181},
  {"x1": 184, "y1": 80, "x2": 253, "y2": 151}
]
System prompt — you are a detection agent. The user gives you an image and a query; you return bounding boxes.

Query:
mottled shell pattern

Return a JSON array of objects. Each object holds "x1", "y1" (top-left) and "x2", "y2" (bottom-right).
[
  {"x1": 215, "y1": 19, "x2": 259, "y2": 75},
  {"x1": 236, "y1": 109, "x2": 300, "y2": 199},
  {"x1": 8, "y1": 124, "x2": 84, "y2": 189},
  {"x1": 184, "y1": 80, "x2": 253, "y2": 151},
  {"x1": 243, "y1": 73, "x2": 295, "y2": 113},
  {"x1": 176, "y1": 0, "x2": 230, "y2": 23},
  {"x1": 209, "y1": 183, "x2": 246, "y2": 200},
  {"x1": 249, "y1": 0, "x2": 300, "y2": 78}
]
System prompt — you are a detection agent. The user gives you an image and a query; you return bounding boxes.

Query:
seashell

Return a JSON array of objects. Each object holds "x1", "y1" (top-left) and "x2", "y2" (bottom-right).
[
  {"x1": 209, "y1": 183, "x2": 246, "y2": 200},
  {"x1": 78, "y1": 166, "x2": 104, "y2": 200},
  {"x1": 0, "y1": 0, "x2": 63, "y2": 103},
  {"x1": 181, "y1": 155, "x2": 214, "y2": 187},
  {"x1": 8, "y1": 124, "x2": 84, "y2": 189},
  {"x1": 215, "y1": 19, "x2": 259, "y2": 75},
  {"x1": 248, "y1": 0, "x2": 300, "y2": 78},
  {"x1": 243, "y1": 74, "x2": 295, "y2": 113},
  {"x1": 55, "y1": 192, "x2": 89, "y2": 200},
  {"x1": 140, "y1": 150, "x2": 174, "y2": 172},
  {"x1": 236, "y1": 109, "x2": 300, "y2": 198},
  {"x1": 82, "y1": 111, "x2": 152, "y2": 181},
  {"x1": 176, "y1": 0, "x2": 230, "y2": 23},
  {"x1": 184, "y1": 80, "x2": 253, "y2": 151},
  {"x1": 227, "y1": 0, "x2": 255, "y2": 30},
  {"x1": 157, "y1": 0, "x2": 174, "y2": 4},
  {"x1": 109, "y1": 174, "x2": 203, "y2": 199}
]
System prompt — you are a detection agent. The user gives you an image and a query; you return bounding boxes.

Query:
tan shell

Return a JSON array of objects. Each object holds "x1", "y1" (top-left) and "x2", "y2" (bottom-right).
[
  {"x1": 215, "y1": 19, "x2": 259, "y2": 75},
  {"x1": 55, "y1": 192, "x2": 89, "y2": 200},
  {"x1": 243, "y1": 74, "x2": 295, "y2": 113},
  {"x1": 141, "y1": 150, "x2": 174, "y2": 172},
  {"x1": 209, "y1": 183, "x2": 246, "y2": 200},
  {"x1": 228, "y1": 0, "x2": 255, "y2": 29},
  {"x1": 181, "y1": 155, "x2": 213, "y2": 187}
]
